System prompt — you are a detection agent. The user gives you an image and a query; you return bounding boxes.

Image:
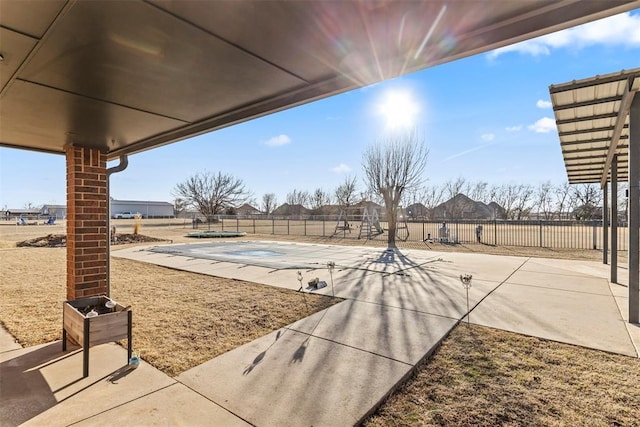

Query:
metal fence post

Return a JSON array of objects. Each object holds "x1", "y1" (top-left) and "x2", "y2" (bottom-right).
[
  {"x1": 539, "y1": 220, "x2": 543, "y2": 247},
  {"x1": 323, "y1": 217, "x2": 325, "y2": 237},
  {"x1": 494, "y1": 219, "x2": 497, "y2": 246},
  {"x1": 592, "y1": 221, "x2": 597, "y2": 249},
  {"x1": 287, "y1": 219, "x2": 290, "y2": 235},
  {"x1": 236, "y1": 216, "x2": 239, "y2": 231},
  {"x1": 272, "y1": 217, "x2": 275, "y2": 235},
  {"x1": 304, "y1": 219, "x2": 307, "y2": 236},
  {"x1": 253, "y1": 218, "x2": 256, "y2": 234}
]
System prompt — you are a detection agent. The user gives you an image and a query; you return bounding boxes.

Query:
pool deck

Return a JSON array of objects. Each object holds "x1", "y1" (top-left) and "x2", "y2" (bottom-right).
[{"x1": 2, "y1": 240, "x2": 638, "y2": 426}]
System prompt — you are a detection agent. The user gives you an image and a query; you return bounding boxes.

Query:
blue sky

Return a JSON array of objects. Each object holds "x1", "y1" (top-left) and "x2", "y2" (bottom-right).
[{"x1": 1, "y1": 10, "x2": 639, "y2": 209}]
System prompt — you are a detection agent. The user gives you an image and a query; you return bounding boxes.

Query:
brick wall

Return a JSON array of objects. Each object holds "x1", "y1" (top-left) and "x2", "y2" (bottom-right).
[{"x1": 66, "y1": 146, "x2": 108, "y2": 300}]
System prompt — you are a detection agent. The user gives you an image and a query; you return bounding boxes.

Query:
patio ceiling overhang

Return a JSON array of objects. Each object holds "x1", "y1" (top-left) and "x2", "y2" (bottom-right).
[
  {"x1": 2, "y1": 0, "x2": 640, "y2": 160},
  {"x1": 550, "y1": 68, "x2": 640, "y2": 187}
]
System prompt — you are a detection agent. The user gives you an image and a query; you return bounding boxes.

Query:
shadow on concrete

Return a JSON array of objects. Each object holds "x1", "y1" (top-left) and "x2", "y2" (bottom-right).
[
  {"x1": 243, "y1": 329, "x2": 286, "y2": 375},
  {"x1": 0, "y1": 342, "x2": 75, "y2": 426}
]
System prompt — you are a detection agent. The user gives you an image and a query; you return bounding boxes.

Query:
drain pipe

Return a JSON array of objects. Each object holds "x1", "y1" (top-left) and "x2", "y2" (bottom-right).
[{"x1": 106, "y1": 155, "x2": 128, "y2": 297}]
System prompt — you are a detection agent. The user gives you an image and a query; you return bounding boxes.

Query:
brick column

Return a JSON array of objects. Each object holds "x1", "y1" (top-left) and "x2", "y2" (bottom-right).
[{"x1": 66, "y1": 146, "x2": 108, "y2": 301}]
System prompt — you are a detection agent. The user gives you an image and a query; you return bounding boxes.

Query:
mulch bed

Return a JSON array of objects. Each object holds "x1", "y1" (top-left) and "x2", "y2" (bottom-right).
[{"x1": 16, "y1": 233, "x2": 165, "y2": 248}]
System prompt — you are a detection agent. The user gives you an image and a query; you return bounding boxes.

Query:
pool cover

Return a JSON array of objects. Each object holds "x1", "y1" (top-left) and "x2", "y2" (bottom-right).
[{"x1": 147, "y1": 240, "x2": 381, "y2": 270}]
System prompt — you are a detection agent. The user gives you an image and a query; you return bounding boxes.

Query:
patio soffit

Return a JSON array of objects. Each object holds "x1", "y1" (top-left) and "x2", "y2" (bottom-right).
[
  {"x1": 550, "y1": 68, "x2": 640, "y2": 186},
  {"x1": 1, "y1": 0, "x2": 639, "y2": 159}
]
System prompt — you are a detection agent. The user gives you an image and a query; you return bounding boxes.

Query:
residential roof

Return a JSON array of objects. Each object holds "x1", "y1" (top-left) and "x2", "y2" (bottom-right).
[
  {"x1": 549, "y1": 68, "x2": 640, "y2": 186},
  {"x1": 111, "y1": 199, "x2": 173, "y2": 206},
  {"x1": 2, "y1": 1, "x2": 638, "y2": 159}
]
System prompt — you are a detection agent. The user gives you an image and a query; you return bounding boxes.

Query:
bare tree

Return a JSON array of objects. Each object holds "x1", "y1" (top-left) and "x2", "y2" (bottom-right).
[
  {"x1": 362, "y1": 130, "x2": 428, "y2": 248},
  {"x1": 335, "y1": 175, "x2": 359, "y2": 207},
  {"x1": 311, "y1": 188, "x2": 332, "y2": 215},
  {"x1": 491, "y1": 184, "x2": 521, "y2": 220},
  {"x1": 173, "y1": 198, "x2": 186, "y2": 217},
  {"x1": 286, "y1": 189, "x2": 310, "y2": 207},
  {"x1": 535, "y1": 181, "x2": 554, "y2": 220},
  {"x1": 554, "y1": 181, "x2": 574, "y2": 220},
  {"x1": 261, "y1": 193, "x2": 277, "y2": 215},
  {"x1": 422, "y1": 183, "x2": 445, "y2": 210},
  {"x1": 512, "y1": 184, "x2": 533, "y2": 219},
  {"x1": 444, "y1": 177, "x2": 466, "y2": 196},
  {"x1": 173, "y1": 171, "x2": 250, "y2": 220},
  {"x1": 572, "y1": 183, "x2": 603, "y2": 220},
  {"x1": 466, "y1": 181, "x2": 489, "y2": 203},
  {"x1": 286, "y1": 189, "x2": 310, "y2": 218}
]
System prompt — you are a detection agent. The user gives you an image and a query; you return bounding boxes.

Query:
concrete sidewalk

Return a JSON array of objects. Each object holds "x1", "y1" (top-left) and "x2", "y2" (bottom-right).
[
  {"x1": 0, "y1": 330, "x2": 249, "y2": 426},
  {"x1": 2, "y1": 241, "x2": 637, "y2": 426},
  {"x1": 115, "y1": 241, "x2": 638, "y2": 426}
]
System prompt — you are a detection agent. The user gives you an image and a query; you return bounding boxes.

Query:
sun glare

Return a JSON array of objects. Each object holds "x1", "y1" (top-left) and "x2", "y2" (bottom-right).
[{"x1": 378, "y1": 90, "x2": 419, "y2": 129}]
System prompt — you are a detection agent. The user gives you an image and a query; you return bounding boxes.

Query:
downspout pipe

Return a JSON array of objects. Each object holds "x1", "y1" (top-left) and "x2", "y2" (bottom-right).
[{"x1": 106, "y1": 155, "x2": 128, "y2": 297}]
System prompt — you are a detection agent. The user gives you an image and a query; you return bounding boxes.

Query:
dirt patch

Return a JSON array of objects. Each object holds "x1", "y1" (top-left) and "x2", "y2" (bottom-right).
[{"x1": 16, "y1": 233, "x2": 165, "y2": 248}]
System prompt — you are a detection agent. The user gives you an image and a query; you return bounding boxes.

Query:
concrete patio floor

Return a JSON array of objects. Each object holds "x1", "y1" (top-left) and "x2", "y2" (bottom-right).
[{"x1": 2, "y1": 240, "x2": 638, "y2": 426}]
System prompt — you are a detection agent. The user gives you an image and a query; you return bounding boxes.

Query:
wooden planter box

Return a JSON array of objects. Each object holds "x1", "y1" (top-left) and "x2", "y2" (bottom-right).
[{"x1": 62, "y1": 296, "x2": 132, "y2": 377}]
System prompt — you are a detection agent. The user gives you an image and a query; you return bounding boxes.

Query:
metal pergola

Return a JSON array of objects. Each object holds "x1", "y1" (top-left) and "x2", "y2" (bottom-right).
[{"x1": 550, "y1": 68, "x2": 640, "y2": 323}]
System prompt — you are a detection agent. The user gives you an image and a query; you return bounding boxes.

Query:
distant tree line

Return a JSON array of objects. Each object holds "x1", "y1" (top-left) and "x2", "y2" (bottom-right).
[{"x1": 172, "y1": 131, "x2": 628, "y2": 233}]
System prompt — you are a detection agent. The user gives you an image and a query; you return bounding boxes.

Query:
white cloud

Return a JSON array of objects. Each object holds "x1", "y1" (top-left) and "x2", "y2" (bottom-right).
[
  {"x1": 506, "y1": 125, "x2": 522, "y2": 132},
  {"x1": 331, "y1": 163, "x2": 352, "y2": 174},
  {"x1": 488, "y1": 12, "x2": 640, "y2": 58},
  {"x1": 481, "y1": 133, "x2": 495, "y2": 142},
  {"x1": 528, "y1": 117, "x2": 556, "y2": 134},
  {"x1": 264, "y1": 134, "x2": 291, "y2": 147},
  {"x1": 536, "y1": 100, "x2": 552, "y2": 109}
]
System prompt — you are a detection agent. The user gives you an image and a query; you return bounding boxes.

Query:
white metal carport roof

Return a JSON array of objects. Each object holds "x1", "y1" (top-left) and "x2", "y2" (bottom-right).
[{"x1": 550, "y1": 68, "x2": 640, "y2": 186}]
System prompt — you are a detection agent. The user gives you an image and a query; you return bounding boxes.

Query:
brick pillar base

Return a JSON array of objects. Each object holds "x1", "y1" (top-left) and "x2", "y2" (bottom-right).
[{"x1": 66, "y1": 146, "x2": 108, "y2": 301}]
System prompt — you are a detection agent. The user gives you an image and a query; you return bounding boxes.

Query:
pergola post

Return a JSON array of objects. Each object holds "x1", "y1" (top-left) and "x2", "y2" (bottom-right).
[
  {"x1": 630, "y1": 96, "x2": 639, "y2": 324},
  {"x1": 66, "y1": 146, "x2": 109, "y2": 301},
  {"x1": 603, "y1": 183, "x2": 608, "y2": 265},
  {"x1": 611, "y1": 156, "x2": 618, "y2": 283}
]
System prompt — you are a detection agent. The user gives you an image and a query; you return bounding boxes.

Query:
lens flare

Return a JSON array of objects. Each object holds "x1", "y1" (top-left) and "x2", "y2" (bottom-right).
[{"x1": 378, "y1": 90, "x2": 419, "y2": 129}]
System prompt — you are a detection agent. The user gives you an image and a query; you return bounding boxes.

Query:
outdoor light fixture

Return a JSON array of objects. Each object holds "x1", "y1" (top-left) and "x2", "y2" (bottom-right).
[
  {"x1": 327, "y1": 261, "x2": 336, "y2": 296},
  {"x1": 327, "y1": 261, "x2": 335, "y2": 273},
  {"x1": 297, "y1": 270, "x2": 303, "y2": 292},
  {"x1": 459, "y1": 274, "x2": 473, "y2": 325}
]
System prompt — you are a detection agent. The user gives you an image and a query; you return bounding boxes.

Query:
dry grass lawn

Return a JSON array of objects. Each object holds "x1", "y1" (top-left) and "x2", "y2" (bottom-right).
[
  {"x1": 0, "y1": 246, "x2": 339, "y2": 376},
  {"x1": 367, "y1": 324, "x2": 640, "y2": 427}
]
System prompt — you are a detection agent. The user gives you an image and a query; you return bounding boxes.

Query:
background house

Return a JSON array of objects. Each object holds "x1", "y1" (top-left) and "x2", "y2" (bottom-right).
[
  {"x1": 4, "y1": 208, "x2": 41, "y2": 220},
  {"x1": 236, "y1": 203, "x2": 262, "y2": 218},
  {"x1": 41, "y1": 204, "x2": 67, "y2": 218},
  {"x1": 431, "y1": 194, "x2": 502, "y2": 220},
  {"x1": 272, "y1": 203, "x2": 311, "y2": 219},
  {"x1": 406, "y1": 202, "x2": 429, "y2": 220},
  {"x1": 110, "y1": 199, "x2": 174, "y2": 218}
]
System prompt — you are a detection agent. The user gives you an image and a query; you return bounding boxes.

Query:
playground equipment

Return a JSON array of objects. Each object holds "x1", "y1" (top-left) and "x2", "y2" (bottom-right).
[
  {"x1": 332, "y1": 208, "x2": 353, "y2": 236},
  {"x1": 358, "y1": 207, "x2": 383, "y2": 240},
  {"x1": 396, "y1": 208, "x2": 409, "y2": 241},
  {"x1": 357, "y1": 207, "x2": 410, "y2": 241}
]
